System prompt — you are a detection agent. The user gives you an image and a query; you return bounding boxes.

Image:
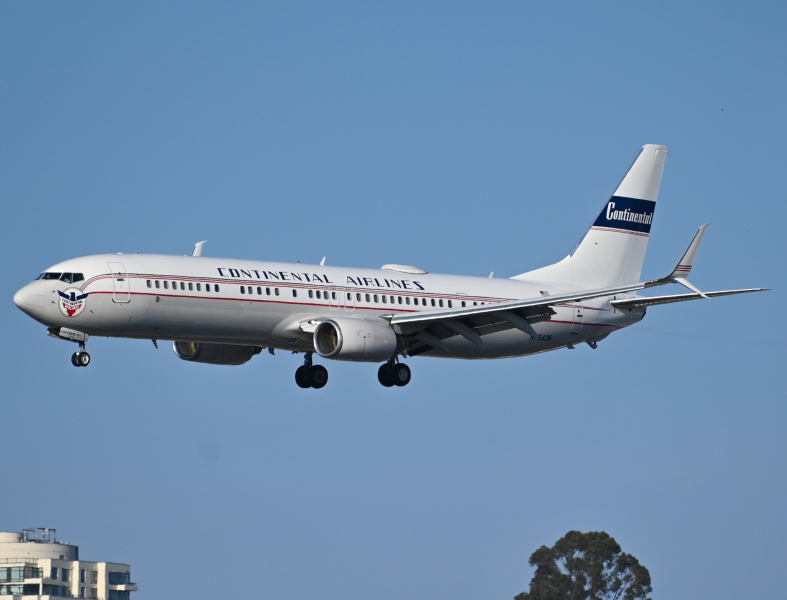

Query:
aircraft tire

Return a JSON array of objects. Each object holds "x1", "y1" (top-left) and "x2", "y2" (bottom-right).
[
  {"x1": 295, "y1": 365, "x2": 311, "y2": 388},
  {"x1": 71, "y1": 352, "x2": 80, "y2": 367},
  {"x1": 391, "y1": 363, "x2": 411, "y2": 387},
  {"x1": 77, "y1": 351, "x2": 91, "y2": 367},
  {"x1": 309, "y1": 365, "x2": 328, "y2": 389},
  {"x1": 377, "y1": 364, "x2": 394, "y2": 387}
]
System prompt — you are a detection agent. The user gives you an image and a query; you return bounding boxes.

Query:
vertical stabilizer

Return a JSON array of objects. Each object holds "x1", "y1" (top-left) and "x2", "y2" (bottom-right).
[{"x1": 514, "y1": 144, "x2": 668, "y2": 288}]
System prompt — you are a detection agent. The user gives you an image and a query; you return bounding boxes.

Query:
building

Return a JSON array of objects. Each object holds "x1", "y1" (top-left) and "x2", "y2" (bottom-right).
[{"x1": 0, "y1": 529, "x2": 137, "y2": 599}]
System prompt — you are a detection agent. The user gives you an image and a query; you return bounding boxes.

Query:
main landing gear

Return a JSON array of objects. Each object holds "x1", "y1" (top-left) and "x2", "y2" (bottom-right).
[
  {"x1": 378, "y1": 358, "x2": 411, "y2": 387},
  {"x1": 295, "y1": 352, "x2": 328, "y2": 389},
  {"x1": 71, "y1": 345, "x2": 91, "y2": 368}
]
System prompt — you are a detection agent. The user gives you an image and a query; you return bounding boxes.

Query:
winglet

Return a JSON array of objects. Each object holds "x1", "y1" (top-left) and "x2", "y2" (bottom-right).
[
  {"x1": 666, "y1": 224, "x2": 709, "y2": 297},
  {"x1": 669, "y1": 224, "x2": 708, "y2": 280},
  {"x1": 191, "y1": 240, "x2": 207, "y2": 257}
]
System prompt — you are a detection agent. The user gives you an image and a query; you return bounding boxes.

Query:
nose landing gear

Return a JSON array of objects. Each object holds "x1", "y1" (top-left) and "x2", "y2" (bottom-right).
[
  {"x1": 378, "y1": 358, "x2": 411, "y2": 387},
  {"x1": 295, "y1": 352, "x2": 329, "y2": 389},
  {"x1": 71, "y1": 343, "x2": 91, "y2": 367}
]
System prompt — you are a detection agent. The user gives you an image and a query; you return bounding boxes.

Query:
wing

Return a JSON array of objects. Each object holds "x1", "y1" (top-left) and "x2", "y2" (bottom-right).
[
  {"x1": 390, "y1": 281, "x2": 654, "y2": 355},
  {"x1": 610, "y1": 288, "x2": 767, "y2": 309}
]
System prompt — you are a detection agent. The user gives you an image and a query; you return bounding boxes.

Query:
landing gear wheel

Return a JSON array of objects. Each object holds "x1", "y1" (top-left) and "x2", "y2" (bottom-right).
[
  {"x1": 71, "y1": 352, "x2": 80, "y2": 367},
  {"x1": 75, "y1": 351, "x2": 90, "y2": 367},
  {"x1": 391, "y1": 363, "x2": 411, "y2": 386},
  {"x1": 309, "y1": 365, "x2": 329, "y2": 389},
  {"x1": 295, "y1": 365, "x2": 311, "y2": 388},
  {"x1": 378, "y1": 364, "x2": 394, "y2": 387}
]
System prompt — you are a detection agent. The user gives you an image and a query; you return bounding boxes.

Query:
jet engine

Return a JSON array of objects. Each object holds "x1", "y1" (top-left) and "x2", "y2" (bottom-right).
[
  {"x1": 313, "y1": 317, "x2": 399, "y2": 362},
  {"x1": 173, "y1": 341, "x2": 262, "y2": 365}
]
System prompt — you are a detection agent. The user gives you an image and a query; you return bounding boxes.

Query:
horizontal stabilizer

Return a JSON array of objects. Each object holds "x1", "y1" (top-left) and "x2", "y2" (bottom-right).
[{"x1": 611, "y1": 288, "x2": 767, "y2": 309}]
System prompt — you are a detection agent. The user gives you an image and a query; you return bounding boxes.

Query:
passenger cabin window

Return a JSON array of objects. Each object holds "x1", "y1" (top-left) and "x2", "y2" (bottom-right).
[
  {"x1": 381, "y1": 295, "x2": 387, "y2": 304},
  {"x1": 316, "y1": 290, "x2": 321, "y2": 299},
  {"x1": 155, "y1": 281, "x2": 160, "y2": 289},
  {"x1": 365, "y1": 294, "x2": 370, "y2": 302},
  {"x1": 439, "y1": 299, "x2": 444, "y2": 307},
  {"x1": 461, "y1": 301, "x2": 466, "y2": 307},
  {"x1": 188, "y1": 282, "x2": 193, "y2": 291},
  {"x1": 205, "y1": 284, "x2": 211, "y2": 292},
  {"x1": 180, "y1": 282, "x2": 185, "y2": 290},
  {"x1": 216, "y1": 285, "x2": 220, "y2": 292},
  {"x1": 196, "y1": 283, "x2": 201, "y2": 291},
  {"x1": 266, "y1": 287, "x2": 271, "y2": 295},
  {"x1": 292, "y1": 289, "x2": 297, "y2": 297},
  {"x1": 275, "y1": 288, "x2": 279, "y2": 296},
  {"x1": 405, "y1": 297, "x2": 410, "y2": 305},
  {"x1": 356, "y1": 293, "x2": 361, "y2": 302},
  {"x1": 146, "y1": 280, "x2": 151, "y2": 288},
  {"x1": 257, "y1": 287, "x2": 261, "y2": 295},
  {"x1": 431, "y1": 299, "x2": 436, "y2": 307},
  {"x1": 308, "y1": 290, "x2": 313, "y2": 298},
  {"x1": 240, "y1": 286, "x2": 245, "y2": 294},
  {"x1": 448, "y1": 300, "x2": 452, "y2": 308}
]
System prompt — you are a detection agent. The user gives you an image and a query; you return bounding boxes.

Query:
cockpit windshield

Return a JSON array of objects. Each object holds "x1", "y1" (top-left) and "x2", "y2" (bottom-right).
[{"x1": 36, "y1": 272, "x2": 84, "y2": 283}]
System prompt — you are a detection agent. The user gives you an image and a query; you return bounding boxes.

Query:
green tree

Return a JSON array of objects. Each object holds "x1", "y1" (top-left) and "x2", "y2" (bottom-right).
[{"x1": 515, "y1": 531, "x2": 652, "y2": 600}]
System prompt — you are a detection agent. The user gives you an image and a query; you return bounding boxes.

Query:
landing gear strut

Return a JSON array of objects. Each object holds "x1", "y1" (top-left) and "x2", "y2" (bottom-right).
[
  {"x1": 295, "y1": 352, "x2": 329, "y2": 389},
  {"x1": 71, "y1": 344, "x2": 91, "y2": 367},
  {"x1": 378, "y1": 358, "x2": 411, "y2": 387}
]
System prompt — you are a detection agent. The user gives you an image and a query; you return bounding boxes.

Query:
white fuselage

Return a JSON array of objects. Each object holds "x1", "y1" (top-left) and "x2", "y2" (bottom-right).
[{"x1": 14, "y1": 253, "x2": 645, "y2": 360}]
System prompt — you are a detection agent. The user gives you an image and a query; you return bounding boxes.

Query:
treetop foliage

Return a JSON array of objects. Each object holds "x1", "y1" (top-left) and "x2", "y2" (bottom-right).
[{"x1": 515, "y1": 530, "x2": 652, "y2": 600}]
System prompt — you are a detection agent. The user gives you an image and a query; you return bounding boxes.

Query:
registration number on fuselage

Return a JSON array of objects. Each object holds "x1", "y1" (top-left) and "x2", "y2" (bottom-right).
[{"x1": 530, "y1": 334, "x2": 552, "y2": 342}]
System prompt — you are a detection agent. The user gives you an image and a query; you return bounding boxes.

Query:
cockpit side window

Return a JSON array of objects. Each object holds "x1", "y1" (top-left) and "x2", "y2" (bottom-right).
[
  {"x1": 72, "y1": 273, "x2": 84, "y2": 282},
  {"x1": 60, "y1": 273, "x2": 73, "y2": 283}
]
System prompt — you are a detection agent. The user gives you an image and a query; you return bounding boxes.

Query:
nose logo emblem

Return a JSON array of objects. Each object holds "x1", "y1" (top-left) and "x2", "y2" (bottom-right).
[{"x1": 58, "y1": 288, "x2": 89, "y2": 317}]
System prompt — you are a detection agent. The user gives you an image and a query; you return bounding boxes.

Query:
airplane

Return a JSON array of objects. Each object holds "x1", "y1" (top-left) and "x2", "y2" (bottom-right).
[{"x1": 13, "y1": 144, "x2": 766, "y2": 389}]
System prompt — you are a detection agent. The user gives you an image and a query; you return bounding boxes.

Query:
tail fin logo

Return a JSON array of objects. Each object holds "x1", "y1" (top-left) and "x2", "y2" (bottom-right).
[{"x1": 593, "y1": 196, "x2": 656, "y2": 235}]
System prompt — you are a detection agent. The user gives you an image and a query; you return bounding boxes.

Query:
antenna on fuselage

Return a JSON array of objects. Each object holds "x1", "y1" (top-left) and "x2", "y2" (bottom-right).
[
  {"x1": 191, "y1": 241, "x2": 207, "y2": 257},
  {"x1": 320, "y1": 257, "x2": 326, "y2": 266}
]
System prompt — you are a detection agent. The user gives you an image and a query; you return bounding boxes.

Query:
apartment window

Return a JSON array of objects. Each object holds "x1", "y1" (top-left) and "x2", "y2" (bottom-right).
[
  {"x1": 146, "y1": 280, "x2": 151, "y2": 288},
  {"x1": 61, "y1": 569, "x2": 69, "y2": 582},
  {"x1": 80, "y1": 587, "x2": 85, "y2": 598},
  {"x1": 108, "y1": 591, "x2": 130, "y2": 600},
  {"x1": 292, "y1": 289, "x2": 297, "y2": 297},
  {"x1": 108, "y1": 572, "x2": 130, "y2": 585},
  {"x1": 91, "y1": 571, "x2": 98, "y2": 584},
  {"x1": 80, "y1": 570, "x2": 86, "y2": 584},
  {"x1": 89, "y1": 587, "x2": 98, "y2": 598},
  {"x1": 154, "y1": 280, "x2": 160, "y2": 289},
  {"x1": 51, "y1": 568, "x2": 58, "y2": 579}
]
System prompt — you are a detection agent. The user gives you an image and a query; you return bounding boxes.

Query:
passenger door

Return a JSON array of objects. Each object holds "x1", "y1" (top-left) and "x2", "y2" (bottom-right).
[
  {"x1": 107, "y1": 262, "x2": 130, "y2": 303},
  {"x1": 570, "y1": 306, "x2": 584, "y2": 334}
]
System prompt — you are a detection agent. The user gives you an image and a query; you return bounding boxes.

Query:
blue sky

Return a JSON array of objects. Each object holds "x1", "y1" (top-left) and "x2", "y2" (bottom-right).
[{"x1": 1, "y1": 2, "x2": 785, "y2": 598}]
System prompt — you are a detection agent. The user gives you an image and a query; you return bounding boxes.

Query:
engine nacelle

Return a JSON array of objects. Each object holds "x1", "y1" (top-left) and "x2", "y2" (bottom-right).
[
  {"x1": 313, "y1": 317, "x2": 399, "y2": 362},
  {"x1": 173, "y1": 341, "x2": 262, "y2": 365}
]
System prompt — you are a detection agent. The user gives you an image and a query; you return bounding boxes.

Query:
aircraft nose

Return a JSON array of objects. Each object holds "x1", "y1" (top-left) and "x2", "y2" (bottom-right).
[{"x1": 13, "y1": 284, "x2": 45, "y2": 314}]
